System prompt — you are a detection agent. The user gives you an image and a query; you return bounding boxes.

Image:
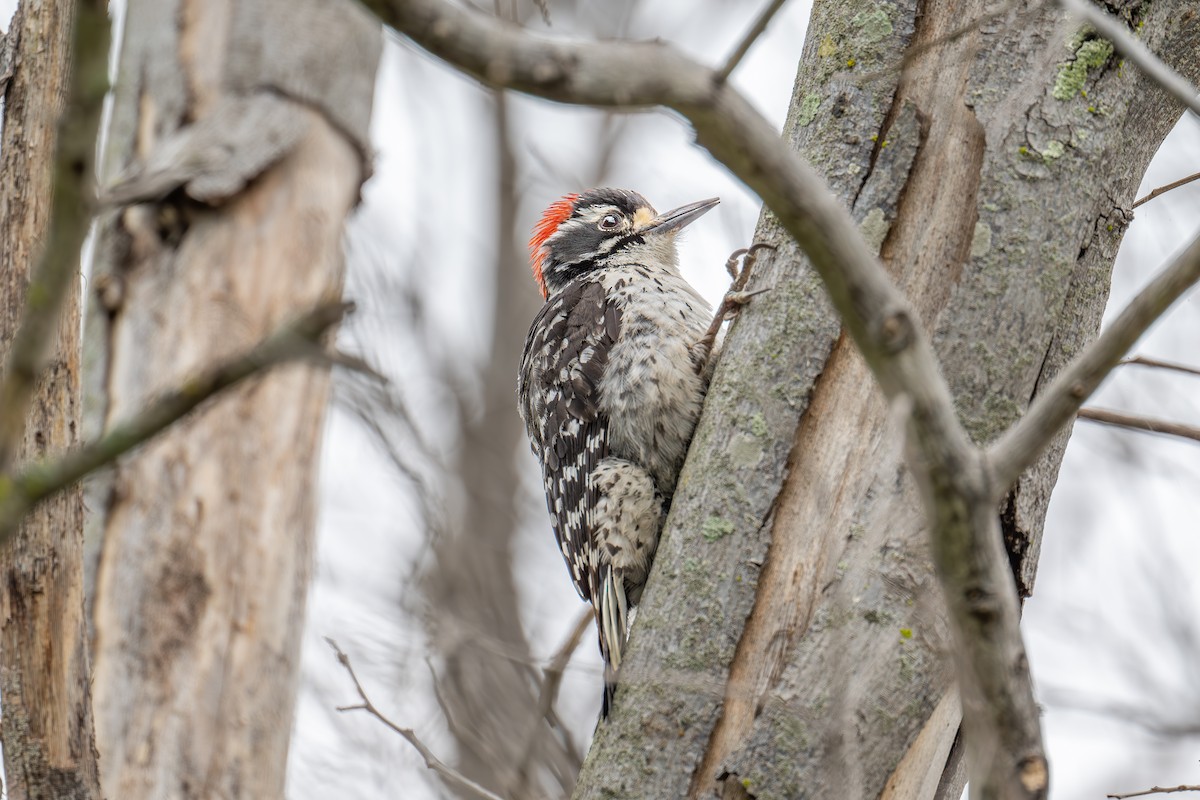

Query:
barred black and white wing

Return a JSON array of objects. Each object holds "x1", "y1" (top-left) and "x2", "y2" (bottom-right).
[{"x1": 518, "y1": 279, "x2": 621, "y2": 605}]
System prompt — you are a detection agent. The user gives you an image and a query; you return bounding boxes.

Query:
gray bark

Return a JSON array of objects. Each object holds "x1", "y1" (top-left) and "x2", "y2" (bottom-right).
[
  {"x1": 86, "y1": 2, "x2": 380, "y2": 797},
  {"x1": 579, "y1": 1, "x2": 1200, "y2": 797}
]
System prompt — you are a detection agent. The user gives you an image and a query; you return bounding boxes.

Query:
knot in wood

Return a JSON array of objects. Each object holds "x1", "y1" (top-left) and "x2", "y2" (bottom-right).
[
  {"x1": 486, "y1": 58, "x2": 514, "y2": 85},
  {"x1": 878, "y1": 308, "x2": 914, "y2": 354},
  {"x1": 1017, "y1": 754, "x2": 1048, "y2": 795},
  {"x1": 94, "y1": 273, "x2": 124, "y2": 312},
  {"x1": 530, "y1": 58, "x2": 562, "y2": 84}
]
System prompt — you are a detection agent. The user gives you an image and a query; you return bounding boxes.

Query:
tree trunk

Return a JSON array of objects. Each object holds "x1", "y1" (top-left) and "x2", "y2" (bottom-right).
[
  {"x1": 577, "y1": 1, "x2": 1200, "y2": 797},
  {"x1": 420, "y1": 90, "x2": 579, "y2": 799},
  {"x1": 86, "y1": 2, "x2": 379, "y2": 797},
  {"x1": 0, "y1": 2, "x2": 102, "y2": 798}
]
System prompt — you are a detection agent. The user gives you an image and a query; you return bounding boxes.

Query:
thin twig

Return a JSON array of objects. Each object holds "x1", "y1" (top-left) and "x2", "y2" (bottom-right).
[
  {"x1": 1133, "y1": 171, "x2": 1200, "y2": 209},
  {"x1": 990, "y1": 229, "x2": 1200, "y2": 488},
  {"x1": 1108, "y1": 786, "x2": 1200, "y2": 799},
  {"x1": 1120, "y1": 354, "x2": 1200, "y2": 379},
  {"x1": 326, "y1": 638, "x2": 506, "y2": 800},
  {"x1": 1060, "y1": 0, "x2": 1200, "y2": 119},
  {"x1": 508, "y1": 607, "x2": 593, "y2": 792},
  {"x1": 1077, "y1": 407, "x2": 1200, "y2": 444},
  {"x1": 0, "y1": 301, "x2": 350, "y2": 548},
  {"x1": 0, "y1": 0, "x2": 110, "y2": 472},
  {"x1": 540, "y1": 607, "x2": 595, "y2": 714},
  {"x1": 715, "y1": 0, "x2": 789, "y2": 83}
]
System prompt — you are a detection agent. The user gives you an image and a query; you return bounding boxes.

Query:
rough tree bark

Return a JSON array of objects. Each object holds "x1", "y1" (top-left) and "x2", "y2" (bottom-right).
[
  {"x1": 364, "y1": 0, "x2": 1200, "y2": 797},
  {"x1": 85, "y1": 2, "x2": 380, "y2": 797},
  {"x1": 0, "y1": 1, "x2": 102, "y2": 797}
]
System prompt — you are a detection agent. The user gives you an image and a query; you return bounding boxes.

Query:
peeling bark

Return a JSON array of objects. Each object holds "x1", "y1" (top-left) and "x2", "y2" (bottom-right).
[{"x1": 86, "y1": 2, "x2": 380, "y2": 797}]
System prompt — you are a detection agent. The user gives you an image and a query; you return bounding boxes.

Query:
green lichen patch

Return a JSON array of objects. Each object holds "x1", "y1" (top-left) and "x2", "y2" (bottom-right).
[
  {"x1": 797, "y1": 92, "x2": 822, "y2": 126},
  {"x1": 851, "y1": 6, "x2": 894, "y2": 43},
  {"x1": 970, "y1": 221, "x2": 992, "y2": 259},
  {"x1": 702, "y1": 516, "x2": 736, "y2": 542},
  {"x1": 1053, "y1": 36, "x2": 1114, "y2": 100},
  {"x1": 859, "y1": 207, "x2": 890, "y2": 252},
  {"x1": 728, "y1": 432, "x2": 763, "y2": 467},
  {"x1": 1042, "y1": 139, "x2": 1066, "y2": 163},
  {"x1": 863, "y1": 608, "x2": 893, "y2": 625},
  {"x1": 750, "y1": 412, "x2": 768, "y2": 437}
]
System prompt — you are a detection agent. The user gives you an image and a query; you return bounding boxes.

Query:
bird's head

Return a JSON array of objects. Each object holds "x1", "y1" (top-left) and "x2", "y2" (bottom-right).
[{"x1": 528, "y1": 188, "x2": 719, "y2": 300}]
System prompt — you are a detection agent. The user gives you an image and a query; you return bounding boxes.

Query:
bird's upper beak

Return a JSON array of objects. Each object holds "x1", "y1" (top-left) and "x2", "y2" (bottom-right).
[{"x1": 641, "y1": 197, "x2": 720, "y2": 235}]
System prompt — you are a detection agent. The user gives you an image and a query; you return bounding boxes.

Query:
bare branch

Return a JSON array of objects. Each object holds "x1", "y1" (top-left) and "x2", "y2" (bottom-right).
[
  {"x1": 1108, "y1": 786, "x2": 1200, "y2": 800},
  {"x1": 1120, "y1": 354, "x2": 1200, "y2": 379},
  {"x1": 509, "y1": 607, "x2": 593, "y2": 790},
  {"x1": 990, "y1": 230, "x2": 1200, "y2": 487},
  {"x1": 0, "y1": 301, "x2": 350, "y2": 547},
  {"x1": 0, "y1": 0, "x2": 109, "y2": 471},
  {"x1": 1077, "y1": 407, "x2": 1200, "y2": 444},
  {"x1": 325, "y1": 638, "x2": 506, "y2": 800},
  {"x1": 539, "y1": 608, "x2": 592, "y2": 725},
  {"x1": 1060, "y1": 0, "x2": 1200, "y2": 119},
  {"x1": 714, "y1": 0, "x2": 789, "y2": 84},
  {"x1": 1133, "y1": 171, "x2": 1200, "y2": 209}
]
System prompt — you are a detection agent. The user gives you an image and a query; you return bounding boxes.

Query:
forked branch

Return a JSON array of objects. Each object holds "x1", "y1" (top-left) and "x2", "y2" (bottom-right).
[
  {"x1": 326, "y1": 638, "x2": 505, "y2": 800},
  {"x1": 990, "y1": 231, "x2": 1200, "y2": 487}
]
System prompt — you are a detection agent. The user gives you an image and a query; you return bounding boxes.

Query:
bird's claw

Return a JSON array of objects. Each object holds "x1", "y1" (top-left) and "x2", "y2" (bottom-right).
[
  {"x1": 724, "y1": 242, "x2": 774, "y2": 288},
  {"x1": 717, "y1": 242, "x2": 773, "y2": 318},
  {"x1": 693, "y1": 244, "x2": 774, "y2": 373}
]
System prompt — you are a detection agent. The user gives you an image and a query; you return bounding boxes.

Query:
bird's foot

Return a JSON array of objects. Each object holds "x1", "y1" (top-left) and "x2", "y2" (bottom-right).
[{"x1": 692, "y1": 243, "x2": 774, "y2": 369}]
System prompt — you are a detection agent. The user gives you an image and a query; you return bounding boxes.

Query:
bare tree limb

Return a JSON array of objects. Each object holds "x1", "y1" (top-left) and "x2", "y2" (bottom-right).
[
  {"x1": 326, "y1": 638, "x2": 506, "y2": 800},
  {"x1": 1077, "y1": 407, "x2": 1200, "y2": 444},
  {"x1": 1108, "y1": 786, "x2": 1200, "y2": 800},
  {"x1": 0, "y1": 301, "x2": 350, "y2": 547},
  {"x1": 0, "y1": 0, "x2": 109, "y2": 472},
  {"x1": 990, "y1": 230, "x2": 1200, "y2": 487},
  {"x1": 1133, "y1": 171, "x2": 1200, "y2": 209},
  {"x1": 1120, "y1": 354, "x2": 1200, "y2": 379},
  {"x1": 1060, "y1": 0, "x2": 1200, "y2": 119},
  {"x1": 363, "y1": 1, "x2": 1049, "y2": 795},
  {"x1": 714, "y1": 0, "x2": 789, "y2": 84}
]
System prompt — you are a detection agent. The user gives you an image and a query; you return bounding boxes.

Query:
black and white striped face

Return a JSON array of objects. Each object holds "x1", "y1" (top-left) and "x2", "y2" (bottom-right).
[{"x1": 534, "y1": 189, "x2": 719, "y2": 299}]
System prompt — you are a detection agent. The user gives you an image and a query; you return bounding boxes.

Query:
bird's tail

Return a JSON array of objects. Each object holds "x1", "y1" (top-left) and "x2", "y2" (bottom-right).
[{"x1": 597, "y1": 564, "x2": 630, "y2": 718}]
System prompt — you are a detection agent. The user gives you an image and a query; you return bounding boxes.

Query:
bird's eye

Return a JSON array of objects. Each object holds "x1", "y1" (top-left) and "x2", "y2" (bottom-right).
[{"x1": 598, "y1": 214, "x2": 620, "y2": 230}]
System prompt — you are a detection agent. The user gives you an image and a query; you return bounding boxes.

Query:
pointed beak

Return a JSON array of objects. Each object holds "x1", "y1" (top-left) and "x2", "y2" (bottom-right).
[{"x1": 642, "y1": 197, "x2": 720, "y2": 235}]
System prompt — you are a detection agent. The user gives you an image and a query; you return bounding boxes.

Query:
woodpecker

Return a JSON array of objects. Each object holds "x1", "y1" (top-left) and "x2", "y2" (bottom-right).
[{"x1": 518, "y1": 188, "x2": 739, "y2": 716}]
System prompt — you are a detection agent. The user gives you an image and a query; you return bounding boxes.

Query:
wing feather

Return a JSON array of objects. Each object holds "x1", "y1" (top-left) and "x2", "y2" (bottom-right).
[{"x1": 518, "y1": 279, "x2": 620, "y2": 603}]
